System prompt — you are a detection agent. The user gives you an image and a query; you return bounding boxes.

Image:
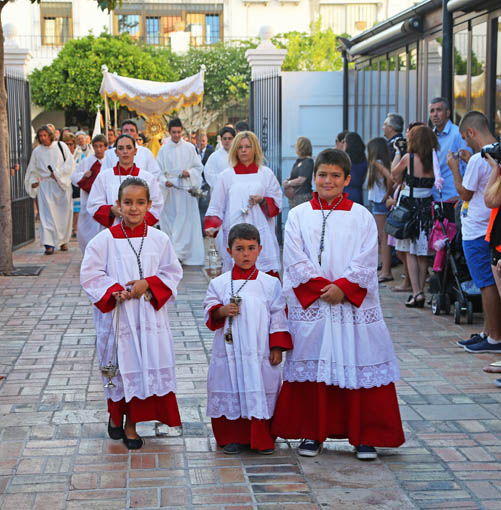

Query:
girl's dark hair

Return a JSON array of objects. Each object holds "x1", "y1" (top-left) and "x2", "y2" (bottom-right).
[
  {"x1": 115, "y1": 134, "x2": 136, "y2": 147},
  {"x1": 314, "y1": 148, "x2": 351, "y2": 177},
  {"x1": 118, "y1": 177, "x2": 150, "y2": 201},
  {"x1": 367, "y1": 137, "x2": 391, "y2": 190},
  {"x1": 138, "y1": 133, "x2": 147, "y2": 144},
  {"x1": 220, "y1": 126, "x2": 236, "y2": 138},
  {"x1": 335, "y1": 130, "x2": 348, "y2": 144},
  {"x1": 228, "y1": 223, "x2": 260, "y2": 249},
  {"x1": 344, "y1": 132, "x2": 366, "y2": 164},
  {"x1": 407, "y1": 125, "x2": 439, "y2": 175}
]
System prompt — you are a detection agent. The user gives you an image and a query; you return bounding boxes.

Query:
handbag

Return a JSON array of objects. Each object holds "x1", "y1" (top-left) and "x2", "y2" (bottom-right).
[{"x1": 384, "y1": 154, "x2": 418, "y2": 240}]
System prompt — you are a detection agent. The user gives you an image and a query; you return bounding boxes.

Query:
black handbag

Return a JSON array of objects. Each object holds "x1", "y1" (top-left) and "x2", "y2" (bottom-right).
[{"x1": 385, "y1": 154, "x2": 418, "y2": 240}]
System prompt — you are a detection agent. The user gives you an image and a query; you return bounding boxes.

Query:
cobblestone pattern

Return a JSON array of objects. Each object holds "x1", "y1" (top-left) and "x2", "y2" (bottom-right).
[{"x1": 0, "y1": 239, "x2": 500, "y2": 509}]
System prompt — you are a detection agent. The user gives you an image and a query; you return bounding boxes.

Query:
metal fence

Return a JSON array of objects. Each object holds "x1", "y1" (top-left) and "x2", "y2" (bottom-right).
[
  {"x1": 6, "y1": 69, "x2": 34, "y2": 249},
  {"x1": 249, "y1": 74, "x2": 282, "y2": 241}
]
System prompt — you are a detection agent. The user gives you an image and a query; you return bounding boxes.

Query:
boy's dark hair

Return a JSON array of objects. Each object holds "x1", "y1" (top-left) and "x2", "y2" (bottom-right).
[
  {"x1": 314, "y1": 148, "x2": 351, "y2": 177},
  {"x1": 168, "y1": 117, "x2": 183, "y2": 131},
  {"x1": 115, "y1": 133, "x2": 136, "y2": 147},
  {"x1": 220, "y1": 126, "x2": 236, "y2": 138},
  {"x1": 118, "y1": 177, "x2": 150, "y2": 202},
  {"x1": 121, "y1": 119, "x2": 138, "y2": 132},
  {"x1": 228, "y1": 223, "x2": 260, "y2": 249},
  {"x1": 92, "y1": 134, "x2": 108, "y2": 145}
]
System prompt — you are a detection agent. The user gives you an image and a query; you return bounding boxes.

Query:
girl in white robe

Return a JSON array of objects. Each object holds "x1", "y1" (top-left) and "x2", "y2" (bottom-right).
[
  {"x1": 203, "y1": 223, "x2": 292, "y2": 453},
  {"x1": 25, "y1": 126, "x2": 73, "y2": 254},
  {"x1": 204, "y1": 131, "x2": 282, "y2": 277},
  {"x1": 271, "y1": 149, "x2": 404, "y2": 460},
  {"x1": 80, "y1": 177, "x2": 183, "y2": 449}
]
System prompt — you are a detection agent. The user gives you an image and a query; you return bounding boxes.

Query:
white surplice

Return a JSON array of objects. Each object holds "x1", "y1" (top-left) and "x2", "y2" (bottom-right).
[
  {"x1": 283, "y1": 201, "x2": 400, "y2": 389},
  {"x1": 203, "y1": 271, "x2": 287, "y2": 420},
  {"x1": 203, "y1": 147, "x2": 230, "y2": 190},
  {"x1": 157, "y1": 138, "x2": 205, "y2": 265},
  {"x1": 86, "y1": 167, "x2": 164, "y2": 228},
  {"x1": 102, "y1": 145, "x2": 161, "y2": 179},
  {"x1": 71, "y1": 155, "x2": 103, "y2": 252},
  {"x1": 206, "y1": 166, "x2": 282, "y2": 273},
  {"x1": 25, "y1": 142, "x2": 73, "y2": 247},
  {"x1": 80, "y1": 226, "x2": 183, "y2": 402}
]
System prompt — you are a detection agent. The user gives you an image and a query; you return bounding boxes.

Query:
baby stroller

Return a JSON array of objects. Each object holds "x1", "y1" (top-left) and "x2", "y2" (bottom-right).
[{"x1": 429, "y1": 200, "x2": 482, "y2": 324}]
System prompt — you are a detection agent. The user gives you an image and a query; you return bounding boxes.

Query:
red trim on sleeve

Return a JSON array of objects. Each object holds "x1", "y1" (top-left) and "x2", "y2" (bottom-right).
[
  {"x1": 145, "y1": 211, "x2": 158, "y2": 226},
  {"x1": 206, "y1": 304, "x2": 225, "y2": 331},
  {"x1": 77, "y1": 160, "x2": 101, "y2": 193},
  {"x1": 334, "y1": 277, "x2": 367, "y2": 308},
  {"x1": 204, "y1": 216, "x2": 223, "y2": 237},
  {"x1": 145, "y1": 276, "x2": 172, "y2": 310},
  {"x1": 293, "y1": 277, "x2": 331, "y2": 309},
  {"x1": 95, "y1": 283, "x2": 123, "y2": 313},
  {"x1": 260, "y1": 197, "x2": 280, "y2": 218},
  {"x1": 270, "y1": 331, "x2": 293, "y2": 351},
  {"x1": 93, "y1": 205, "x2": 115, "y2": 227}
]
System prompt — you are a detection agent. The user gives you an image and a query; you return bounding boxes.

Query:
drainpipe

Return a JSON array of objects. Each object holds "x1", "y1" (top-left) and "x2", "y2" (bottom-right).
[
  {"x1": 441, "y1": 0, "x2": 454, "y2": 116},
  {"x1": 342, "y1": 49, "x2": 349, "y2": 131}
]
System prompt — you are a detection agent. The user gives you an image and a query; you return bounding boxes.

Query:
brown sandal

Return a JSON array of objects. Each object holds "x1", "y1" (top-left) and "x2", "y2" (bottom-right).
[{"x1": 60, "y1": 244, "x2": 68, "y2": 251}]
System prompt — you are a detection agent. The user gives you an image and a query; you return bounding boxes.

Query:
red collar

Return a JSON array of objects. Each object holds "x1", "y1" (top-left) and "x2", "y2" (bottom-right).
[
  {"x1": 113, "y1": 163, "x2": 140, "y2": 176},
  {"x1": 310, "y1": 192, "x2": 353, "y2": 211},
  {"x1": 109, "y1": 222, "x2": 148, "y2": 238},
  {"x1": 234, "y1": 162, "x2": 259, "y2": 174},
  {"x1": 232, "y1": 264, "x2": 259, "y2": 280}
]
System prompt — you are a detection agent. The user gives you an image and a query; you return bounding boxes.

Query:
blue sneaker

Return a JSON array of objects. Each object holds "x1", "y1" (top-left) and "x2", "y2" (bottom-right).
[
  {"x1": 464, "y1": 338, "x2": 501, "y2": 353},
  {"x1": 457, "y1": 333, "x2": 485, "y2": 347}
]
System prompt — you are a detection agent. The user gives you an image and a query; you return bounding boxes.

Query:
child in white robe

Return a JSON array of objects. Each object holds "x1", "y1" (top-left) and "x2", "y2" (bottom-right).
[
  {"x1": 203, "y1": 223, "x2": 292, "y2": 454},
  {"x1": 204, "y1": 131, "x2": 282, "y2": 278},
  {"x1": 271, "y1": 149, "x2": 404, "y2": 460},
  {"x1": 87, "y1": 134, "x2": 163, "y2": 230},
  {"x1": 81, "y1": 177, "x2": 183, "y2": 450},
  {"x1": 71, "y1": 134, "x2": 107, "y2": 252}
]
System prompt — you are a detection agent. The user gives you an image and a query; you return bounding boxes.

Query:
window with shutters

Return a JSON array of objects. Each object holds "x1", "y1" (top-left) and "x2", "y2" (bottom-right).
[{"x1": 40, "y1": 2, "x2": 73, "y2": 46}]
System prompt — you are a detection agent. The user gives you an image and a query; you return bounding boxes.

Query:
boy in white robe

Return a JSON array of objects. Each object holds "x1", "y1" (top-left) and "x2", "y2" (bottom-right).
[
  {"x1": 87, "y1": 135, "x2": 163, "y2": 230},
  {"x1": 203, "y1": 126, "x2": 235, "y2": 190},
  {"x1": 80, "y1": 177, "x2": 183, "y2": 450},
  {"x1": 25, "y1": 125, "x2": 73, "y2": 254},
  {"x1": 157, "y1": 118, "x2": 205, "y2": 265},
  {"x1": 204, "y1": 131, "x2": 282, "y2": 277},
  {"x1": 204, "y1": 223, "x2": 292, "y2": 454},
  {"x1": 271, "y1": 149, "x2": 404, "y2": 460},
  {"x1": 71, "y1": 134, "x2": 107, "y2": 252}
]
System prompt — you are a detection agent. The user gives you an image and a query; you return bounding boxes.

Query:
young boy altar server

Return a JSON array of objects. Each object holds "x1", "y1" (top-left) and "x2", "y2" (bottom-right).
[
  {"x1": 271, "y1": 149, "x2": 404, "y2": 460},
  {"x1": 80, "y1": 177, "x2": 183, "y2": 449},
  {"x1": 204, "y1": 223, "x2": 292, "y2": 454}
]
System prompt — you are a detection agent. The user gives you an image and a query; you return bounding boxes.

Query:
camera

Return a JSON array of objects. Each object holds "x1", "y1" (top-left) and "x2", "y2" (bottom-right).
[
  {"x1": 395, "y1": 138, "x2": 407, "y2": 154},
  {"x1": 481, "y1": 142, "x2": 501, "y2": 162}
]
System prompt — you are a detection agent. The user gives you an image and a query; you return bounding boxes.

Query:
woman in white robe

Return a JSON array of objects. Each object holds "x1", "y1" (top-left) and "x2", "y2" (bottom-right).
[
  {"x1": 25, "y1": 126, "x2": 73, "y2": 254},
  {"x1": 204, "y1": 131, "x2": 282, "y2": 277}
]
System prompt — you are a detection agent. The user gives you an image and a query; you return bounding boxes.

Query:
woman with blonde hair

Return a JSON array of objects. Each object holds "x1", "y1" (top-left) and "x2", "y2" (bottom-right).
[
  {"x1": 204, "y1": 131, "x2": 283, "y2": 277},
  {"x1": 283, "y1": 136, "x2": 314, "y2": 209}
]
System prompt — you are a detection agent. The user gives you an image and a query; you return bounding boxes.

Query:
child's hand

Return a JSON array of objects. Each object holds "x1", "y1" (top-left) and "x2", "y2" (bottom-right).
[
  {"x1": 113, "y1": 289, "x2": 131, "y2": 302},
  {"x1": 110, "y1": 205, "x2": 121, "y2": 217},
  {"x1": 248, "y1": 195, "x2": 264, "y2": 206},
  {"x1": 219, "y1": 302, "x2": 240, "y2": 317},
  {"x1": 125, "y1": 280, "x2": 150, "y2": 299},
  {"x1": 320, "y1": 284, "x2": 345, "y2": 305},
  {"x1": 269, "y1": 347, "x2": 282, "y2": 366}
]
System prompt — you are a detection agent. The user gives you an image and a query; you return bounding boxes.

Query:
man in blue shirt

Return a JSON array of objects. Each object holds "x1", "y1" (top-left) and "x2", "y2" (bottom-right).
[{"x1": 429, "y1": 97, "x2": 470, "y2": 201}]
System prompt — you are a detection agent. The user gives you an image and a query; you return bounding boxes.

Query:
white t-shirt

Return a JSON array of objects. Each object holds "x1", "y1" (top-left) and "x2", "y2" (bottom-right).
[
  {"x1": 461, "y1": 152, "x2": 492, "y2": 241},
  {"x1": 367, "y1": 161, "x2": 387, "y2": 203}
]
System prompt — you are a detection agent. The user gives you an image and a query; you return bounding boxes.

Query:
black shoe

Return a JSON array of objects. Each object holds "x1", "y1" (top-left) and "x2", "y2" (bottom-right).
[
  {"x1": 297, "y1": 439, "x2": 322, "y2": 457},
  {"x1": 257, "y1": 448, "x2": 274, "y2": 455},
  {"x1": 107, "y1": 417, "x2": 124, "y2": 440},
  {"x1": 223, "y1": 443, "x2": 242, "y2": 455},
  {"x1": 123, "y1": 434, "x2": 144, "y2": 450},
  {"x1": 356, "y1": 445, "x2": 377, "y2": 460},
  {"x1": 456, "y1": 333, "x2": 485, "y2": 347},
  {"x1": 405, "y1": 292, "x2": 425, "y2": 308}
]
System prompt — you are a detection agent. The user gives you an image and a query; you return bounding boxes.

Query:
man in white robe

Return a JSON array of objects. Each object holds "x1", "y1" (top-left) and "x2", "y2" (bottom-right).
[
  {"x1": 157, "y1": 118, "x2": 205, "y2": 265},
  {"x1": 102, "y1": 120, "x2": 161, "y2": 179},
  {"x1": 25, "y1": 125, "x2": 73, "y2": 253}
]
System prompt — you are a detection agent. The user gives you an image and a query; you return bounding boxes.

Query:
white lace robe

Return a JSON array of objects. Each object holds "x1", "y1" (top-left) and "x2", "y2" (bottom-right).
[
  {"x1": 283, "y1": 201, "x2": 400, "y2": 390},
  {"x1": 71, "y1": 155, "x2": 103, "y2": 252},
  {"x1": 102, "y1": 145, "x2": 161, "y2": 179},
  {"x1": 24, "y1": 142, "x2": 73, "y2": 247},
  {"x1": 80, "y1": 227, "x2": 183, "y2": 402},
  {"x1": 204, "y1": 271, "x2": 288, "y2": 420},
  {"x1": 157, "y1": 138, "x2": 205, "y2": 265},
  {"x1": 206, "y1": 167, "x2": 282, "y2": 273}
]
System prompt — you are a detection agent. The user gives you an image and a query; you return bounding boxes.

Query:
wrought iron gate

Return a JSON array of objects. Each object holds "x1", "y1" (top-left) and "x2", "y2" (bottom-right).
[
  {"x1": 6, "y1": 69, "x2": 34, "y2": 249},
  {"x1": 249, "y1": 74, "x2": 282, "y2": 242}
]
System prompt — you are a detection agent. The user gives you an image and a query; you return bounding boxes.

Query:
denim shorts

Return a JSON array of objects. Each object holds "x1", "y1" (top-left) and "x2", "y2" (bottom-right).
[
  {"x1": 463, "y1": 237, "x2": 495, "y2": 289},
  {"x1": 370, "y1": 200, "x2": 390, "y2": 216}
]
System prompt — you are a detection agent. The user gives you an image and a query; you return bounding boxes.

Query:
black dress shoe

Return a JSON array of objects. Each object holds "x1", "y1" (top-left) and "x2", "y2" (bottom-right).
[
  {"x1": 123, "y1": 434, "x2": 144, "y2": 450},
  {"x1": 108, "y1": 417, "x2": 124, "y2": 440}
]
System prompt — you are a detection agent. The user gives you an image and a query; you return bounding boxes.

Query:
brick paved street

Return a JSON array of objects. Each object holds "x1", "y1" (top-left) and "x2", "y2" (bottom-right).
[{"x1": 1, "y1": 237, "x2": 501, "y2": 510}]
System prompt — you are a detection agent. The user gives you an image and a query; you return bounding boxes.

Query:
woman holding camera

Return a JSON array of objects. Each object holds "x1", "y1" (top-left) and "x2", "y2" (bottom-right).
[{"x1": 391, "y1": 125, "x2": 438, "y2": 307}]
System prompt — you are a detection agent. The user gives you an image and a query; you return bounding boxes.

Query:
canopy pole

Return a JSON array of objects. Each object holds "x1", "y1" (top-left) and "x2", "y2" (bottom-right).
[
  {"x1": 113, "y1": 101, "x2": 118, "y2": 134},
  {"x1": 104, "y1": 95, "x2": 110, "y2": 136},
  {"x1": 197, "y1": 64, "x2": 206, "y2": 152}
]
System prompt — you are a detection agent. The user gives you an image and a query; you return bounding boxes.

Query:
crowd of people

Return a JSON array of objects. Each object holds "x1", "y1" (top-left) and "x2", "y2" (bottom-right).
[{"x1": 23, "y1": 102, "x2": 501, "y2": 455}]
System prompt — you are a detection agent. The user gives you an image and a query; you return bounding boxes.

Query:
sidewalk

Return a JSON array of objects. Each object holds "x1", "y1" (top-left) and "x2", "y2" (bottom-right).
[{"x1": 1, "y1": 238, "x2": 501, "y2": 510}]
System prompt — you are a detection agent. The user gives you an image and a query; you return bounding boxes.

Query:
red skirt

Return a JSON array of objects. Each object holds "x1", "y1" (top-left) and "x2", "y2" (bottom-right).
[
  {"x1": 212, "y1": 416, "x2": 275, "y2": 450},
  {"x1": 271, "y1": 381, "x2": 405, "y2": 447},
  {"x1": 108, "y1": 393, "x2": 181, "y2": 427}
]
